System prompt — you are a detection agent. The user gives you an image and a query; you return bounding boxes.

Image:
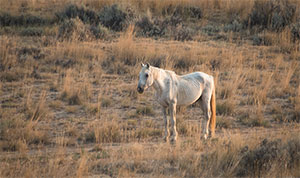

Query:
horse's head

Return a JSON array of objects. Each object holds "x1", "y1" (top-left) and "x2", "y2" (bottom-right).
[{"x1": 137, "y1": 63, "x2": 153, "y2": 94}]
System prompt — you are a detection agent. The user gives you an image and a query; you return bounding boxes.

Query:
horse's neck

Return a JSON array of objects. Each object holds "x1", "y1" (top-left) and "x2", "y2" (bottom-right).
[
  {"x1": 151, "y1": 67, "x2": 166, "y2": 95},
  {"x1": 151, "y1": 67, "x2": 175, "y2": 96}
]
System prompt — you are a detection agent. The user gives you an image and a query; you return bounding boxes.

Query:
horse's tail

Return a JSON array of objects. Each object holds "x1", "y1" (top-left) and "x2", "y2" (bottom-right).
[{"x1": 210, "y1": 84, "x2": 216, "y2": 137}]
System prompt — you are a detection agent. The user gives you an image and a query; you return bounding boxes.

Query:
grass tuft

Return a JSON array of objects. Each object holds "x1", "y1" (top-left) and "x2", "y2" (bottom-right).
[{"x1": 136, "y1": 105, "x2": 155, "y2": 116}]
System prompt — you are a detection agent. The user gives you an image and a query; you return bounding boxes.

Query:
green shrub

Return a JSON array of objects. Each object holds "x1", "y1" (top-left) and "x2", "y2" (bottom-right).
[
  {"x1": 57, "y1": 18, "x2": 92, "y2": 41},
  {"x1": 252, "y1": 35, "x2": 263, "y2": 46},
  {"x1": 247, "y1": 0, "x2": 296, "y2": 31},
  {"x1": 224, "y1": 20, "x2": 244, "y2": 32},
  {"x1": 58, "y1": 19, "x2": 76, "y2": 39},
  {"x1": 237, "y1": 138, "x2": 300, "y2": 177},
  {"x1": 0, "y1": 13, "x2": 51, "y2": 27},
  {"x1": 174, "y1": 25, "x2": 194, "y2": 41},
  {"x1": 135, "y1": 16, "x2": 167, "y2": 37},
  {"x1": 99, "y1": 4, "x2": 127, "y2": 31},
  {"x1": 202, "y1": 25, "x2": 221, "y2": 36},
  {"x1": 56, "y1": 4, "x2": 99, "y2": 24},
  {"x1": 163, "y1": 5, "x2": 202, "y2": 20},
  {"x1": 20, "y1": 27, "x2": 43, "y2": 36},
  {"x1": 90, "y1": 24, "x2": 109, "y2": 39},
  {"x1": 136, "y1": 5, "x2": 200, "y2": 39},
  {"x1": 290, "y1": 22, "x2": 300, "y2": 42},
  {"x1": 164, "y1": 14, "x2": 182, "y2": 27}
]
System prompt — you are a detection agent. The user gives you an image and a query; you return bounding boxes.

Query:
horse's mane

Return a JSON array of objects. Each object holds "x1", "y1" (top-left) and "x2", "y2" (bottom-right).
[
  {"x1": 165, "y1": 69, "x2": 176, "y2": 75},
  {"x1": 151, "y1": 66, "x2": 177, "y2": 79}
]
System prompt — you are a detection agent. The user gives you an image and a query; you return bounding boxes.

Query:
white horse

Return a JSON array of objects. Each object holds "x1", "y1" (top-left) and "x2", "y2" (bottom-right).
[{"x1": 137, "y1": 63, "x2": 216, "y2": 142}]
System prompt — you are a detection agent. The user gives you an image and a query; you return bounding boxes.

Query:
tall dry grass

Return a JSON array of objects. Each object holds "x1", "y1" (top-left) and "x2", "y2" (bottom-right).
[
  {"x1": 0, "y1": 89, "x2": 49, "y2": 152},
  {"x1": 0, "y1": 36, "x2": 17, "y2": 71},
  {"x1": 83, "y1": 129, "x2": 300, "y2": 177},
  {"x1": 0, "y1": 0, "x2": 299, "y2": 177}
]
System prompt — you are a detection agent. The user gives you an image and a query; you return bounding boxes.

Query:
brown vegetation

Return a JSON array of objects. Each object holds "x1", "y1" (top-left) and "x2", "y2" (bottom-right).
[{"x1": 0, "y1": 0, "x2": 299, "y2": 177}]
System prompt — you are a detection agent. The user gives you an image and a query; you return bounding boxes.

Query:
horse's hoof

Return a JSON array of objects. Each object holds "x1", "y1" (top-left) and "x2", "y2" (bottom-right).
[
  {"x1": 201, "y1": 134, "x2": 208, "y2": 140},
  {"x1": 163, "y1": 137, "x2": 169, "y2": 142},
  {"x1": 170, "y1": 139, "x2": 176, "y2": 145},
  {"x1": 170, "y1": 136, "x2": 177, "y2": 143}
]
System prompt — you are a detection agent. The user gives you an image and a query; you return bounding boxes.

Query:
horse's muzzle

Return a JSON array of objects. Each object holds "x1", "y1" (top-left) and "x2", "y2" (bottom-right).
[{"x1": 137, "y1": 86, "x2": 144, "y2": 93}]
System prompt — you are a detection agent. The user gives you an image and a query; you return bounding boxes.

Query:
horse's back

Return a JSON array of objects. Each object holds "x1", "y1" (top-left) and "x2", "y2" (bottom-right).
[{"x1": 181, "y1": 72, "x2": 213, "y2": 84}]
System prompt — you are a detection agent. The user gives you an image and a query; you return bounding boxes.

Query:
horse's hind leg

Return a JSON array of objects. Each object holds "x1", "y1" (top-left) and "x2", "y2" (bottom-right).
[
  {"x1": 169, "y1": 103, "x2": 178, "y2": 142},
  {"x1": 162, "y1": 106, "x2": 169, "y2": 142},
  {"x1": 200, "y1": 95, "x2": 211, "y2": 140}
]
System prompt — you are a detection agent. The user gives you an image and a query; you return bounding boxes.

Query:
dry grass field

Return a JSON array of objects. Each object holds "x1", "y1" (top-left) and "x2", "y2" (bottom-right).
[{"x1": 0, "y1": 0, "x2": 300, "y2": 177}]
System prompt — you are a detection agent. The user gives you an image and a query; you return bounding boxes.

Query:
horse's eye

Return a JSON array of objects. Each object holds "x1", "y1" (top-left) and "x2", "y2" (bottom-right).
[{"x1": 145, "y1": 74, "x2": 149, "y2": 78}]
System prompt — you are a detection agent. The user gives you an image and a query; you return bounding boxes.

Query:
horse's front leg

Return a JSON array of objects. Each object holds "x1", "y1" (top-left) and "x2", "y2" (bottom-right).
[
  {"x1": 169, "y1": 103, "x2": 178, "y2": 142},
  {"x1": 162, "y1": 106, "x2": 169, "y2": 142}
]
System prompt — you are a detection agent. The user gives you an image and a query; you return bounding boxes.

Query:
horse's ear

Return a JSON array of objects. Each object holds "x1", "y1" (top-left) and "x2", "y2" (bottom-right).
[{"x1": 146, "y1": 63, "x2": 150, "y2": 69}]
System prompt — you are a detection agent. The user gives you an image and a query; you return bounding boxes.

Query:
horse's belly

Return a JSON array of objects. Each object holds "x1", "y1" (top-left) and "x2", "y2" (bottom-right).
[
  {"x1": 177, "y1": 91, "x2": 201, "y2": 106},
  {"x1": 176, "y1": 79, "x2": 202, "y2": 106}
]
